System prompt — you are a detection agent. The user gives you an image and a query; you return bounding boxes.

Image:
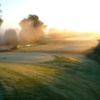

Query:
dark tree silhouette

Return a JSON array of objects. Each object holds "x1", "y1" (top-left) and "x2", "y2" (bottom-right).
[
  {"x1": 19, "y1": 14, "x2": 44, "y2": 29},
  {"x1": 87, "y1": 40, "x2": 100, "y2": 64},
  {"x1": 0, "y1": 18, "x2": 3, "y2": 26},
  {"x1": 27, "y1": 15, "x2": 43, "y2": 27},
  {"x1": 28, "y1": 15, "x2": 39, "y2": 21}
]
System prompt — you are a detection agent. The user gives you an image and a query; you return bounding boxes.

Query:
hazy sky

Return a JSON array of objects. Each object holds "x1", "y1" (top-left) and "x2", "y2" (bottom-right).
[{"x1": 1, "y1": 0, "x2": 100, "y2": 32}]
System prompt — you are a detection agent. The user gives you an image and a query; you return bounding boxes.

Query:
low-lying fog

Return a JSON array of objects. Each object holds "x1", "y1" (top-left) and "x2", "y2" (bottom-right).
[
  {"x1": 0, "y1": 28, "x2": 98, "y2": 53},
  {"x1": 0, "y1": 15, "x2": 99, "y2": 53}
]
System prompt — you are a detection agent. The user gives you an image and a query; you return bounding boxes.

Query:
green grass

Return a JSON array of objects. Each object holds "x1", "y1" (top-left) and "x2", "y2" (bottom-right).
[
  {"x1": 0, "y1": 56, "x2": 100, "y2": 100},
  {"x1": 54, "y1": 55, "x2": 80, "y2": 63}
]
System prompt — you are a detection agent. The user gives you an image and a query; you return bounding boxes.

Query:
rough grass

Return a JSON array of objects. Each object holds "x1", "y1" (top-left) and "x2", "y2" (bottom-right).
[
  {"x1": 54, "y1": 55, "x2": 80, "y2": 63},
  {"x1": 0, "y1": 56, "x2": 100, "y2": 100}
]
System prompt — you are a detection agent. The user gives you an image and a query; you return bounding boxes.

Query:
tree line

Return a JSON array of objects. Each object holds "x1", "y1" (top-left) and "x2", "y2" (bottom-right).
[{"x1": 0, "y1": 15, "x2": 46, "y2": 50}]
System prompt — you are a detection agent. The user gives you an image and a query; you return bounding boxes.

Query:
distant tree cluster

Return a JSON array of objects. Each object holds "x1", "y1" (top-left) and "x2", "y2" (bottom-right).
[
  {"x1": 0, "y1": 14, "x2": 46, "y2": 51},
  {"x1": 19, "y1": 14, "x2": 45, "y2": 44}
]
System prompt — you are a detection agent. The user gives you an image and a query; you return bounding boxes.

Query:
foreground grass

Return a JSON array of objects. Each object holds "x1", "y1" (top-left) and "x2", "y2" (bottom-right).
[{"x1": 0, "y1": 58, "x2": 100, "y2": 100}]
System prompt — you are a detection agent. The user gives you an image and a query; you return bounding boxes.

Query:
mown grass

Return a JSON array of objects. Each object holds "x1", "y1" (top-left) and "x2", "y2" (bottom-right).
[
  {"x1": 0, "y1": 63, "x2": 64, "y2": 100},
  {"x1": 0, "y1": 56, "x2": 100, "y2": 100},
  {"x1": 54, "y1": 55, "x2": 80, "y2": 63}
]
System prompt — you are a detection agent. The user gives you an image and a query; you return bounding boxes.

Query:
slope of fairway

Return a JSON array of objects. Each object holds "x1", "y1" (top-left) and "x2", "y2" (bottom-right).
[{"x1": 0, "y1": 55, "x2": 100, "y2": 100}]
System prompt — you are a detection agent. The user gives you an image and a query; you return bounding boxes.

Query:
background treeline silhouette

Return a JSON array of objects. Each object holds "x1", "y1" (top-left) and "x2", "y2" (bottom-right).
[
  {"x1": 0, "y1": 15, "x2": 45, "y2": 48},
  {"x1": 87, "y1": 40, "x2": 100, "y2": 63}
]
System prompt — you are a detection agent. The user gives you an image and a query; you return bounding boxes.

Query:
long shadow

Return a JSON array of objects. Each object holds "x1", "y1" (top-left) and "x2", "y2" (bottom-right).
[
  {"x1": 0, "y1": 83, "x2": 7, "y2": 100},
  {"x1": 0, "y1": 59, "x2": 100, "y2": 100}
]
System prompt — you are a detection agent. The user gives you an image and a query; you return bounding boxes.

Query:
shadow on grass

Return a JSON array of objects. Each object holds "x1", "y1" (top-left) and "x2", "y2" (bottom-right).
[
  {"x1": 0, "y1": 83, "x2": 7, "y2": 100},
  {"x1": 0, "y1": 59, "x2": 100, "y2": 100}
]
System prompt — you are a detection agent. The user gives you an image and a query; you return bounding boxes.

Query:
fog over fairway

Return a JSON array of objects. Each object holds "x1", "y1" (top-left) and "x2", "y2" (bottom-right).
[
  {"x1": 0, "y1": 27, "x2": 99, "y2": 53},
  {"x1": 0, "y1": 14, "x2": 99, "y2": 53},
  {"x1": 0, "y1": 52, "x2": 54, "y2": 63}
]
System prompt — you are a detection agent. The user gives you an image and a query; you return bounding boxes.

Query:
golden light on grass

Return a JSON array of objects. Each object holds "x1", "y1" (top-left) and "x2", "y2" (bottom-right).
[
  {"x1": 54, "y1": 55, "x2": 80, "y2": 63},
  {"x1": 0, "y1": 63, "x2": 63, "y2": 86}
]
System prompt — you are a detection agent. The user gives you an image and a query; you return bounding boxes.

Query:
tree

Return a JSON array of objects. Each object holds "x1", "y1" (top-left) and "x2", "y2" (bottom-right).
[
  {"x1": 19, "y1": 14, "x2": 45, "y2": 44},
  {"x1": 19, "y1": 14, "x2": 44, "y2": 29},
  {"x1": 87, "y1": 40, "x2": 100, "y2": 63},
  {"x1": 27, "y1": 14, "x2": 43, "y2": 27},
  {"x1": 0, "y1": 18, "x2": 3, "y2": 26},
  {"x1": 0, "y1": 3, "x2": 3, "y2": 26},
  {"x1": 28, "y1": 15, "x2": 39, "y2": 21},
  {"x1": 4, "y1": 29, "x2": 18, "y2": 49}
]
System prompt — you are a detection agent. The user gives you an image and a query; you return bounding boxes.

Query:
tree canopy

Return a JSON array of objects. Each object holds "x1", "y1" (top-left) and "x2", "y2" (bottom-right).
[
  {"x1": 19, "y1": 14, "x2": 45, "y2": 44},
  {"x1": 28, "y1": 14, "x2": 43, "y2": 27},
  {"x1": 20, "y1": 14, "x2": 44, "y2": 28}
]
